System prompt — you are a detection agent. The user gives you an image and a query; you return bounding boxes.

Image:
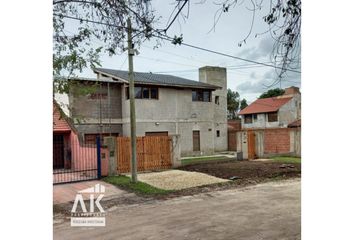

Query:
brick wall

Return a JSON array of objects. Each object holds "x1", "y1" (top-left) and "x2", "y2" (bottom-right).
[{"x1": 264, "y1": 128, "x2": 290, "y2": 154}]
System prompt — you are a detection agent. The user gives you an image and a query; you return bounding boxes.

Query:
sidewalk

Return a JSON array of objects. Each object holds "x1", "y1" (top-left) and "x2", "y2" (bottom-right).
[{"x1": 53, "y1": 180, "x2": 126, "y2": 205}]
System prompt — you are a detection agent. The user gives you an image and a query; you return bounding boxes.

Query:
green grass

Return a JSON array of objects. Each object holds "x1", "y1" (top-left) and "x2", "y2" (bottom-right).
[
  {"x1": 103, "y1": 175, "x2": 171, "y2": 195},
  {"x1": 181, "y1": 156, "x2": 229, "y2": 165},
  {"x1": 271, "y1": 156, "x2": 301, "y2": 164}
]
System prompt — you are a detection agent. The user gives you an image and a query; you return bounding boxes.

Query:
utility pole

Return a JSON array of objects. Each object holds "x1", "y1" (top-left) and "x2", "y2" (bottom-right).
[{"x1": 127, "y1": 18, "x2": 137, "y2": 183}]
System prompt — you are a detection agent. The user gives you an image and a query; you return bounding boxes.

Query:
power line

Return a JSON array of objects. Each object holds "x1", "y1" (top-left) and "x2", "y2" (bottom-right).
[
  {"x1": 154, "y1": 34, "x2": 301, "y2": 74},
  {"x1": 55, "y1": 14, "x2": 301, "y2": 74},
  {"x1": 165, "y1": 0, "x2": 189, "y2": 32}
]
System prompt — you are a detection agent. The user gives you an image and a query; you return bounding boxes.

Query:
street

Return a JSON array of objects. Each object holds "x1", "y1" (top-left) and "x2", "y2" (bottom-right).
[{"x1": 54, "y1": 179, "x2": 300, "y2": 240}]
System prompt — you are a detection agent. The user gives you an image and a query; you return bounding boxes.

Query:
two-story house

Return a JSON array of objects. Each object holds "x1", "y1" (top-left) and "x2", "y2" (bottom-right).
[
  {"x1": 63, "y1": 66, "x2": 228, "y2": 157},
  {"x1": 239, "y1": 86, "x2": 301, "y2": 129}
]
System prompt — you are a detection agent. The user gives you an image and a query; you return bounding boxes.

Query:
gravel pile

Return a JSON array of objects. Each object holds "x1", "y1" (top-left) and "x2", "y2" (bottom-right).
[{"x1": 137, "y1": 170, "x2": 229, "y2": 190}]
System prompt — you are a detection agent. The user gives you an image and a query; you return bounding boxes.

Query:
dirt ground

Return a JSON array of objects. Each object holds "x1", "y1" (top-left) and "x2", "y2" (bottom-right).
[{"x1": 178, "y1": 159, "x2": 301, "y2": 180}]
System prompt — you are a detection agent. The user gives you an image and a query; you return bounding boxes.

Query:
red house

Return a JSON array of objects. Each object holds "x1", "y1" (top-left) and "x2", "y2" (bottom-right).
[{"x1": 53, "y1": 101, "x2": 108, "y2": 183}]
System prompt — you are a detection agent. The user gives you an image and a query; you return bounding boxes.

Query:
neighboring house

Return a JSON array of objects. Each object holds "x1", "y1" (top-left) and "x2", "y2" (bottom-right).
[
  {"x1": 53, "y1": 101, "x2": 108, "y2": 178},
  {"x1": 61, "y1": 66, "x2": 228, "y2": 157},
  {"x1": 236, "y1": 87, "x2": 301, "y2": 159},
  {"x1": 239, "y1": 86, "x2": 301, "y2": 129}
]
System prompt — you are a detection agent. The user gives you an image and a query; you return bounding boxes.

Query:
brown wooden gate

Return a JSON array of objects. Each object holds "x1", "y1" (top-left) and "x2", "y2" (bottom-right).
[
  {"x1": 228, "y1": 132, "x2": 237, "y2": 151},
  {"x1": 116, "y1": 136, "x2": 172, "y2": 173},
  {"x1": 247, "y1": 130, "x2": 256, "y2": 159}
]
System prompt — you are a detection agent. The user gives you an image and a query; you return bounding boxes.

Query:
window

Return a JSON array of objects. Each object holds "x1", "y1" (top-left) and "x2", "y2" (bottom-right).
[
  {"x1": 216, "y1": 130, "x2": 220, "y2": 137},
  {"x1": 126, "y1": 86, "x2": 159, "y2": 100},
  {"x1": 244, "y1": 114, "x2": 253, "y2": 124},
  {"x1": 135, "y1": 87, "x2": 142, "y2": 98},
  {"x1": 253, "y1": 114, "x2": 258, "y2": 121},
  {"x1": 203, "y1": 91, "x2": 210, "y2": 102},
  {"x1": 150, "y1": 88, "x2": 158, "y2": 99},
  {"x1": 215, "y1": 96, "x2": 220, "y2": 105},
  {"x1": 142, "y1": 87, "x2": 150, "y2": 99},
  {"x1": 267, "y1": 112, "x2": 278, "y2": 122},
  {"x1": 125, "y1": 87, "x2": 129, "y2": 99},
  {"x1": 192, "y1": 90, "x2": 211, "y2": 102}
]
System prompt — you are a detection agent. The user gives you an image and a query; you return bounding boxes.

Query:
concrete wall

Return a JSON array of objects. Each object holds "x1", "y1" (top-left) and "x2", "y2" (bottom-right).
[
  {"x1": 121, "y1": 86, "x2": 226, "y2": 156},
  {"x1": 69, "y1": 81, "x2": 123, "y2": 135},
  {"x1": 70, "y1": 81, "x2": 122, "y2": 122}
]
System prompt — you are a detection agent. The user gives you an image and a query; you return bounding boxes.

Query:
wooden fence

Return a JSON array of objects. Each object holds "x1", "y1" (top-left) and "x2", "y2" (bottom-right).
[{"x1": 116, "y1": 136, "x2": 172, "y2": 173}]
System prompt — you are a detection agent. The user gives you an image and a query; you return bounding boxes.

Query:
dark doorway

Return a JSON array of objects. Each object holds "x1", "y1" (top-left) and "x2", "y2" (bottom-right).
[
  {"x1": 193, "y1": 130, "x2": 200, "y2": 151},
  {"x1": 53, "y1": 134, "x2": 64, "y2": 169}
]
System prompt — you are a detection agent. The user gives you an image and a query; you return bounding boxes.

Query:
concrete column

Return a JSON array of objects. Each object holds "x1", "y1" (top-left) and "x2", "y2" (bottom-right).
[
  {"x1": 103, "y1": 137, "x2": 118, "y2": 176},
  {"x1": 170, "y1": 134, "x2": 181, "y2": 167}
]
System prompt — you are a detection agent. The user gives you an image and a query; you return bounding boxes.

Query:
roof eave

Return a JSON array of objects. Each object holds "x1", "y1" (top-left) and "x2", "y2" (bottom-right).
[{"x1": 94, "y1": 68, "x2": 221, "y2": 90}]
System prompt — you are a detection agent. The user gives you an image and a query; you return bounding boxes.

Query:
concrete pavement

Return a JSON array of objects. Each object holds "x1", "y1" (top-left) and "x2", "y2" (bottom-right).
[
  {"x1": 53, "y1": 180, "x2": 127, "y2": 204},
  {"x1": 54, "y1": 179, "x2": 300, "y2": 240}
]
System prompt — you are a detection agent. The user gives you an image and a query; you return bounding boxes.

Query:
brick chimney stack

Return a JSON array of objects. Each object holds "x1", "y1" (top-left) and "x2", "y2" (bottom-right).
[{"x1": 284, "y1": 86, "x2": 300, "y2": 96}]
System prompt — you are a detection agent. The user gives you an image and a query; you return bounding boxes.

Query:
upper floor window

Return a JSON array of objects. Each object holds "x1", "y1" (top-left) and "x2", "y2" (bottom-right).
[
  {"x1": 126, "y1": 86, "x2": 158, "y2": 100},
  {"x1": 244, "y1": 114, "x2": 253, "y2": 124},
  {"x1": 267, "y1": 112, "x2": 278, "y2": 122},
  {"x1": 192, "y1": 89, "x2": 211, "y2": 102},
  {"x1": 253, "y1": 114, "x2": 258, "y2": 121}
]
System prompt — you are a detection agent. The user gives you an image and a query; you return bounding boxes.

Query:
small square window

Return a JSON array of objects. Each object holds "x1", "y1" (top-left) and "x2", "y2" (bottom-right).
[
  {"x1": 215, "y1": 96, "x2": 220, "y2": 105},
  {"x1": 268, "y1": 112, "x2": 278, "y2": 122},
  {"x1": 244, "y1": 114, "x2": 253, "y2": 124}
]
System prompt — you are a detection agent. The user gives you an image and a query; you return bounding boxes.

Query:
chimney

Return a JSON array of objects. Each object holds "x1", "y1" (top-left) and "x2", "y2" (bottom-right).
[
  {"x1": 198, "y1": 66, "x2": 227, "y2": 91},
  {"x1": 284, "y1": 86, "x2": 300, "y2": 96}
]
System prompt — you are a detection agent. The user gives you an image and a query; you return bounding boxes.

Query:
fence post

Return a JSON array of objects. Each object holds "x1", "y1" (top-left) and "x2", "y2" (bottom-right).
[
  {"x1": 104, "y1": 136, "x2": 117, "y2": 176},
  {"x1": 96, "y1": 136, "x2": 102, "y2": 179}
]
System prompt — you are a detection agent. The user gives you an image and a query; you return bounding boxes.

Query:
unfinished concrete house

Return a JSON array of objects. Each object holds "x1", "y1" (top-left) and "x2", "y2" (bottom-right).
[{"x1": 64, "y1": 66, "x2": 228, "y2": 157}]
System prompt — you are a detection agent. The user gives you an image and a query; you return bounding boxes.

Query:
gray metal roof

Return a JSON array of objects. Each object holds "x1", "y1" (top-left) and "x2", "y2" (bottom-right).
[{"x1": 94, "y1": 68, "x2": 221, "y2": 90}]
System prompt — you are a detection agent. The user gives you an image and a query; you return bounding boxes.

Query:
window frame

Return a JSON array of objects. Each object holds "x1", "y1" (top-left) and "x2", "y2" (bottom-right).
[
  {"x1": 244, "y1": 114, "x2": 253, "y2": 124},
  {"x1": 192, "y1": 89, "x2": 212, "y2": 102},
  {"x1": 267, "y1": 112, "x2": 278, "y2": 122},
  {"x1": 126, "y1": 86, "x2": 159, "y2": 100}
]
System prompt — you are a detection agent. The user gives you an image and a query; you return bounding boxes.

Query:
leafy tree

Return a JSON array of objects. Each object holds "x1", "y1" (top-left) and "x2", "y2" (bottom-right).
[
  {"x1": 53, "y1": 0, "x2": 160, "y2": 92},
  {"x1": 240, "y1": 98, "x2": 248, "y2": 110},
  {"x1": 259, "y1": 88, "x2": 285, "y2": 98},
  {"x1": 227, "y1": 89, "x2": 240, "y2": 119}
]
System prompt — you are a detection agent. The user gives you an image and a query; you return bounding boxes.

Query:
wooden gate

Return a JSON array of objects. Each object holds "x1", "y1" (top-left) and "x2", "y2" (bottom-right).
[
  {"x1": 247, "y1": 130, "x2": 256, "y2": 159},
  {"x1": 116, "y1": 136, "x2": 172, "y2": 173},
  {"x1": 228, "y1": 131, "x2": 237, "y2": 151}
]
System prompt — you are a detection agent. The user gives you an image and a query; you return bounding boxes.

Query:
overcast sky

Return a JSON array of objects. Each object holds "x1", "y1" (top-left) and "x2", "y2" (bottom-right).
[{"x1": 65, "y1": 0, "x2": 301, "y2": 103}]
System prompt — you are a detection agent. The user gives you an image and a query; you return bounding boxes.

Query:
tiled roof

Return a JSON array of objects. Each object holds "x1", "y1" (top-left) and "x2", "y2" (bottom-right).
[
  {"x1": 239, "y1": 97, "x2": 292, "y2": 115},
  {"x1": 94, "y1": 68, "x2": 220, "y2": 90}
]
